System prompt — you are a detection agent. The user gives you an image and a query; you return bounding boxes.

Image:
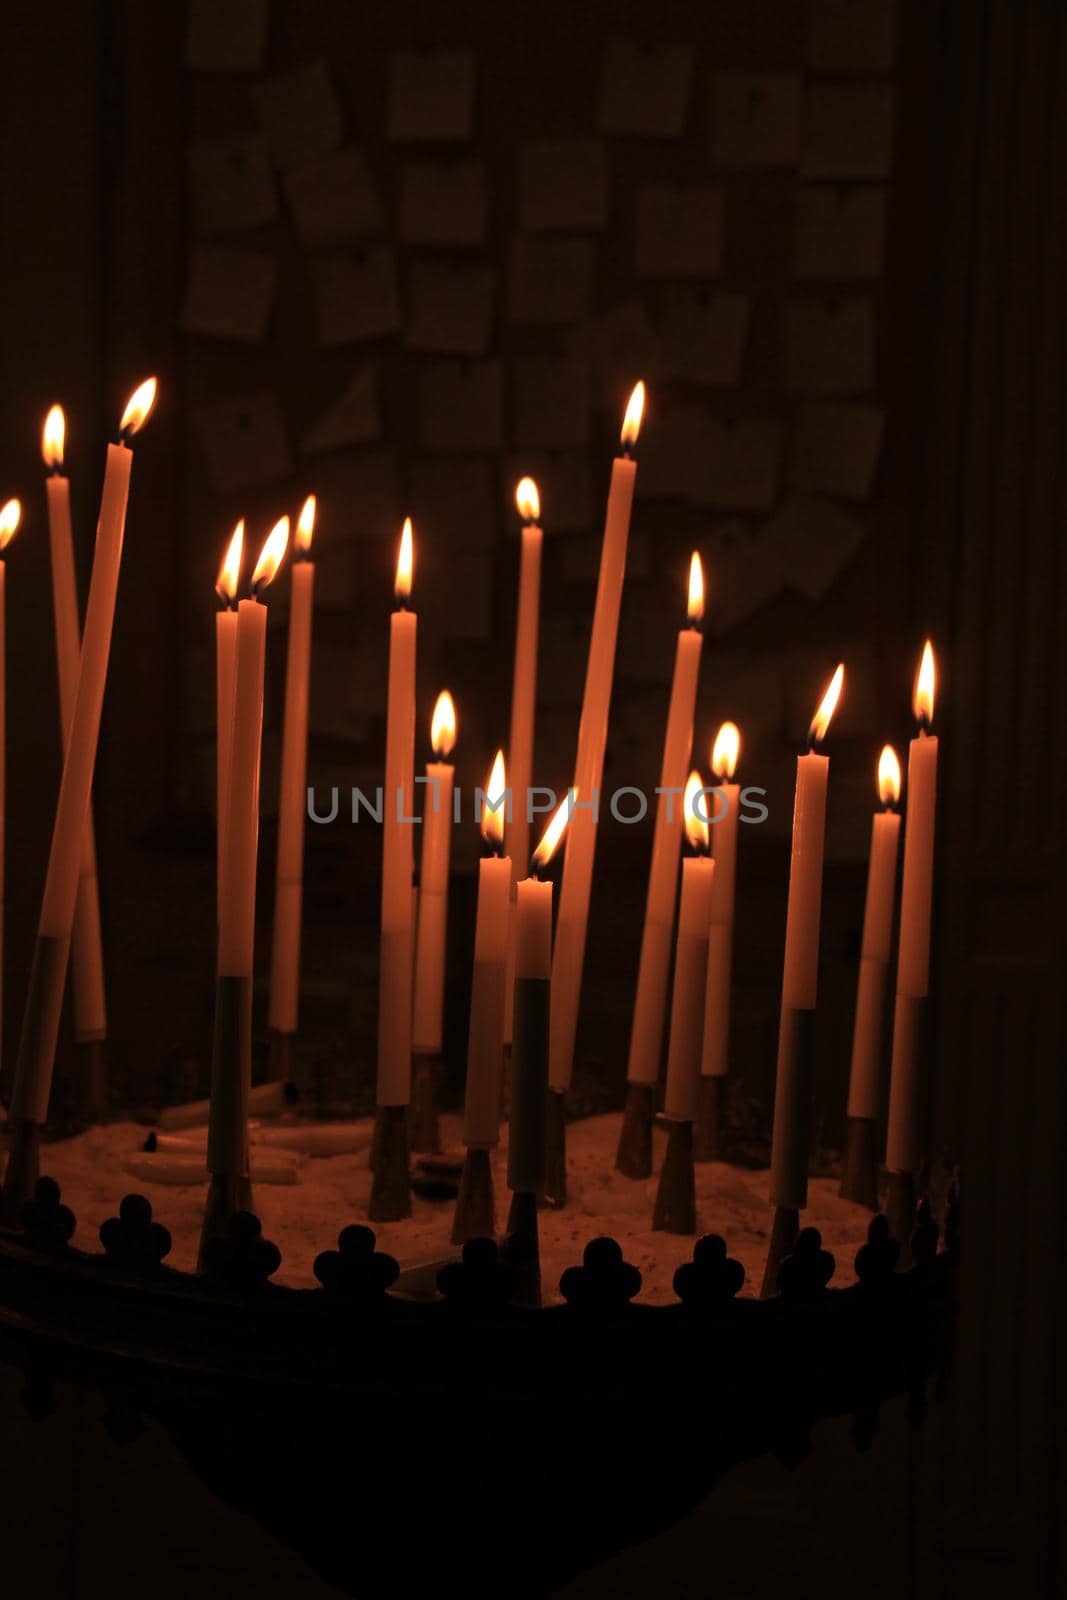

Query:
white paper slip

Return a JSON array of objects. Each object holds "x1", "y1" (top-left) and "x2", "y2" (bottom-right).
[
  {"x1": 410, "y1": 460, "x2": 498, "y2": 567},
  {"x1": 387, "y1": 48, "x2": 477, "y2": 142},
  {"x1": 512, "y1": 357, "x2": 591, "y2": 451},
  {"x1": 807, "y1": 0, "x2": 896, "y2": 72},
  {"x1": 802, "y1": 84, "x2": 895, "y2": 180},
  {"x1": 508, "y1": 237, "x2": 594, "y2": 324},
  {"x1": 787, "y1": 400, "x2": 886, "y2": 500},
  {"x1": 180, "y1": 246, "x2": 277, "y2": 343},
  {"x1": 187, "y1": 136, "x2": 277, "y2": 232},
  {"x1": 711, "y1": 73, "x2": 802, "y2": 169},
  {"x1": 785, "y1": 296, "x2": 876, "y2": 394},
  {"x1": 692, "y1": 418, "x2": 783, "y2": 513},
  {"x1": 518, "y1": 140, "x2": 608, "y2": 232},
  {"x1": 656, "y1": 287, "x2": 751, "y2": 385},
  {"x1": 282, "y1": 147, "x2": 384, "y2": 244},
  {"x1": 252, "y1": 61, "x2": 345, "y2": 173},
  {"x1": 399, "y1": 161, "x2": 487, "y2": 247},
  {"x1": 598, "y1": 38, "x2": 694, "y2": 138},
  {"x1": 501, "y1": 452, "x2": 592, "y2": 532},
  {"x1": 418, "y1": 360, "x2": 504, "y2": 453},
  {"x1": 636, "y1": 185, "x2": 723, "y2": 278},
  {"x1": 762, "y1": 495, "x2": 867, "y2": 599},
  {"x1": 709, "y1": 528, "x2": 791, "y2": 638},
  {"x1": 186, "y1": 0, "x2": 267, "y2": 72},
  {"x1": 793, "y1": 186, "x2": 886, "y2": 279},
  {"x1": 312, "y1": 250, "x2": 401, "y2": 347},
  {"x1": 301, "y1": 367, "x2": 382, "y2": 455},
  {"x1": 635, "y1": 401, "x2": 709, "y2": 500},
  {"x1": 405, "y1": 260, "x2": 496, "y2": 356},
  {"x1": 583, "y1": 299, "x2": 661, "y2": 407},
  {"x1": 194, "y1": 393, "x2": 293, "y2": 493}
]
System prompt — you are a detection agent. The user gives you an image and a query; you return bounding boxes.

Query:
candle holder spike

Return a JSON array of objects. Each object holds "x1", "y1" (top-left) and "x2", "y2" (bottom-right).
[
  {"x1": 451, "y1": 1147, "x2": 496, "y2": 1244},
  {"x1": 410, "y1": 1052, "x2": 443, "y2": 1154},
  {"x1": 652, "y1": 1119, "x2": 697, "y2": 1234},
  {"x1": 368, "y1": 1104, "x2": 412, "y2": 1221},
  {"x1": 76, "y1": 1038, "x2": 107, "y2": 1121},
  {"x1": 693, "y1": 1075, "x2": 724, "y2": 1163},
  {"x1": 840, "y1": 1115, "x2": 880, "y2": 1209},
  {"x1": 267, "y1": 1028, "x2": 292, "y2": 1084},
  {"x1": 615, "y1": 1081, "x2": 655, "y2": 1178}
]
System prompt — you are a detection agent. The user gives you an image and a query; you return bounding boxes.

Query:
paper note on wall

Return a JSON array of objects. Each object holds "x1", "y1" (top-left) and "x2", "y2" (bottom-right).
[
  {"x1": 282, "y1": 148, "x2": 384, "y2": 244},
  {"x1": 187, "y1": 136, "x2": 277, "y2": 232},
  {"x1": 761, "y1": 495, "x2": 867, "y2": 599},
  {"x1": 399, "y1": 161, "x2": 487, "y2": 247},
  {"x1": 508, "y1": 237, "x2": 594, "y2": 324},
  {"x1": 785, "y1": 297, "x2": 876, "y2": 393},
  {"x1": 313, "y1": 450, "x2": 400, "y2": 540},
  {"x1": 802, "y1": 85, "x2": 895, "y2": 180},
  {"x1": 711, "y1": 73, "x2": 802, "y2": 168},
  {"x1": 312, "y1": 250, "x2": 401, "y2": 346},
  {"x1": 301, "y1": 367, "x2": 382, "y2": 455},
  {"x1": 387, "y1": 49, "x2": 477, "y2": 142},
  {"x1": 194, "y1": 393, "x2": 292, "y2": 492},
  {"x1": 180, "y1": 246, "x2": 277, "y2": 343},
  {"x1": 793, "y1": 186, "x2": 886, "y2": 278},
  {"x1": 635, "y1": 402, "x2": 709, "y2": 500},
  {"x1": 518, "y1": 140, "x2": 608, "y2": 232},
  {"x1": 598, "y1": 38, "x2": 694, "y2": 137},
  {"x1": 512, "y1": 358, "x2": 591, "y2": 450},
  {"x1": 501, "y1": 452, "x2": 592, "y2": 533},
  {"x1": 186, "y1": 0, "x2": 267, "y2": 72},
  {"x1": 656, "y1": 288, "x2": 750, "y2": 385},
  {"x1": 418, "y1": 360, "x2": 504, "y2": 453},
  {"x1": 252, "y1": 61, "x2": 345, "y2": 173},
  {"x1": 636, "y1": 185, "x2": 723, "y2": 278},
  {"x1": 788, "y1": 401, "x2": 886, "y2": 500},
  {"x1": 807, "y1": 0, "x2": 896, "y2": 72},
  {"x1": 405, "y1": 261, "x2": 496, "y2": 356},
  {"x1": 692, "y1": 418, "x2": 783, "y2": 513},
  {"x1": 708, "y1": 526, "x2": 791, "y2": 638},
  {"x1": 410, "y1": 457, "x2": 499, "y2": 555}
]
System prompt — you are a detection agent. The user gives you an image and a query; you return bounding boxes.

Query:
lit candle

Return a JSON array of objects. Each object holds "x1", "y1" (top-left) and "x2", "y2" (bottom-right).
[
  {"x1": 0, "y1": 499, "x2": 22, "y2": 1080},
  {"x1": 548, "y1": 382, "x2": 644, "y2": 1198},
  {"x1": 886, "y1": 643, "x2": 938, "y2": 1178},
  {"x1": 269, "y1": 495, "x2": 317, "y2": 1056},
  {"x1": 841, "y1": 746, "x2": 902, "y2": 1205},
  {"x1": 204, "y1": 517, "x2": 289, "y2": 1254},
  {"x1": 763, "y1": 663, "x2": 844, "y2": 1292},
  {"x1": 654, "y1": 772, "x2": 715, "y2": 1233},
  {"x1": 618, "y1": 551, "x2": 704, "y2": 1177},
  {"x1": 214, "y1": 521, "x2": 244, "y2": 925},
  {"x1": 43, "y1": 408, "x2": 108, "y2": 1083},
  {"x1": 503, "y1": 477, "x2": 543, "y2": 1049},
  {"x1": 453, "y1": 751, "x2": 511, "y2": 1242},
  {"x1": 4, "y1": 380, "x2": 156, "y2": 1219},
  {"x1": 696, "y1": 721, "x2": 742, "y2": 1161},
  {"x1": 412, "y1": 691, "x2": 457, "y2": 1055}
]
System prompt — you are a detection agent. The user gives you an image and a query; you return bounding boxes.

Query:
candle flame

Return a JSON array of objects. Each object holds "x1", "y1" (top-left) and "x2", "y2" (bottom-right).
[
  {"x1": 431, "y1": 690, "x2": 457, "y2": 758},
  {"x1": 395, "y1": 517, "x2": 414, "y2": 602},
  {"x1": 295, "y1": 494, "x2": 316, "y2": 554},
  {"x1": 481, "y1": 749, "x2": 507, "y2": 852},
  {"x1": 0, "y1": 499, "x2": 21, "y2": 551},
  {"x1": 251, "y1": 515, "x2": 290, "y2": 594},
  {"x1": 42, "y1": 405, "x2": 65, "y2": 469},
  {"x1": 878, "y1": 744, "x2": 902, "y2": 807},
  {"x1": 914, "y1": 640, "x2": 935, "y2": 727},
  {"x1": 684, "y1": 770, "x2": 709, "y2": 853},
  {"x1": 808, "y1": 663, "x2": 845, "y2": 748},
  {"x1": 216, "y1": 520, "x2": 245, "y2": 604},
  {"x1": 687, "y1": 551, "x2": 704, "y2": 623},
  {"x1": 531, "y1": 793, "x2": 570, "y2": 873},
  {"x1": 515, "y1": 476, "x2": 540, "y2": 523},
  {"x1": 712, "y1": 721, "x2": 740, "y2": 781},
  {"x1": 119, "y1": 377, "x2": 157, "y2": 437},
  {"x1": 620, "y1": 381, "x2": 645, "y2": 449}
]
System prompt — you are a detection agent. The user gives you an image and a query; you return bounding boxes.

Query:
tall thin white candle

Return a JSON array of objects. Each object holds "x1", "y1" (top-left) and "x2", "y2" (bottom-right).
[
  {"x1": 662, "y1": 773, "x2": 716, "y2": 1123},
  {"x1": 846, "y1": 746, "x2": 902, "y2": 1122},
  {"x1": 463, "y1": 751, "x2": 511, "y2": 1149},
  {"x1": 506, "y1": 478, "x2": 543, "y2": 887},
  {"x1": 701, "y1": 721, "x2": 742, "y2": 1082},
  {"x1": 0, "y1": 500, "x2": 22, "y2": 1074},
  {"x1": 215, "y1": 522, "x2": 244, "y2": 925},
  {"x1": 378, "y1": 519, "x2": 417, "y2": 1108},
  {"x1": 412, "y1": 691, "x2": 457, "y2": 1055}
]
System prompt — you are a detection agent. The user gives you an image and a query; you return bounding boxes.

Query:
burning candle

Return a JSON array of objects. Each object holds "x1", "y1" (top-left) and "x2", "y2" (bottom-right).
[
  {"x1": 618, "y1": 552, "x2": 704, "y2": 1176},
  {"x1": 43, "y1": 408, "x2": 108, "y2": 1077},
  {"x1": 215, "y1": 521, "x2": 244, "y2": 924},
  {"x1": 506, "y1": 477, "x2": 543, "y2": 884},
  {"x1": 4, "y1": 381, "x2": 156, "y2": 1218},
  {"x1": 269, "y1": 495, "x2": 317, "y2": 1052},
  {"x1": 377, "y1": 518, "x2": 417, "y2": 1110},
  {"x1": 412, "y1": 690, "x2": 457, "y2": 1056},
  {"x1": 0, "y1": 499, "x2": 22, "y2": 1075},
  {"x1": 700, "y1": 720, "x2": 742, "y2": 1077},
  {"x1": 764, "y1": 663, "x2": 844, "y2": 1286},
  {"x1": 886, "y1": 643, "x2": 938, "y2": 1178},
  {"x1": 549, "y1": 382, "x2": 645, "y2": 1134}
]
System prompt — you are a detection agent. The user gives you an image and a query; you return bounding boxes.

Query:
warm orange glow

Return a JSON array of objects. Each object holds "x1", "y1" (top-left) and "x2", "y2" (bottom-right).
[
  {"x1": 216, "y1": 520, "x2": 245, "y2": 604},
  {"x1": 515, "y1": 476, "x2": 540, "y2": 523},
  {"x1": 620, "y1": 381, "x2": 645, "y2": 449},
  {"x1": 914, "y1": 640, "x2": 935, "y2": 727},
  {"x1": 395, "y1": 517, "x2": 414, "y2": 602},
  {"x1": 295, "y1": 494, "x2": 316, "y2": 554},
  {"x1": 431, "y1": 690, "x2": 457, "y2": 759},
  {"x1": 481, "y1": 750, "x2": 507, "y2": 852},
  {"x1": 531, "y1": 793, "x2": 571, "y2": 873},
  {"x1": 712, "y1": 721, "x2": 740, "y2": 781},
  {"x1": 687, "y1": 551, "x2": 704, "y2": 623},
  {"x1": 684, "y1": 770, "x2": 709, "y2": 853},
  {"x1": 808, "y1": 663, "x2": 845, "y2": 748},
  {"x1": 0, "y1": 499, "x2": 21, "y2": 552},
  {"x1": 878, "y1": 744, "x2": 902, "y2": 807},
  {"x1": 42, "y1": 405, "x2": 65, "y2": 469},
  {"x1": 251, "y1": 515, "x2": 290, "y2": 594},
  {"x1": 119, "y1": 377, "x2": 157, "y2": 437}
]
